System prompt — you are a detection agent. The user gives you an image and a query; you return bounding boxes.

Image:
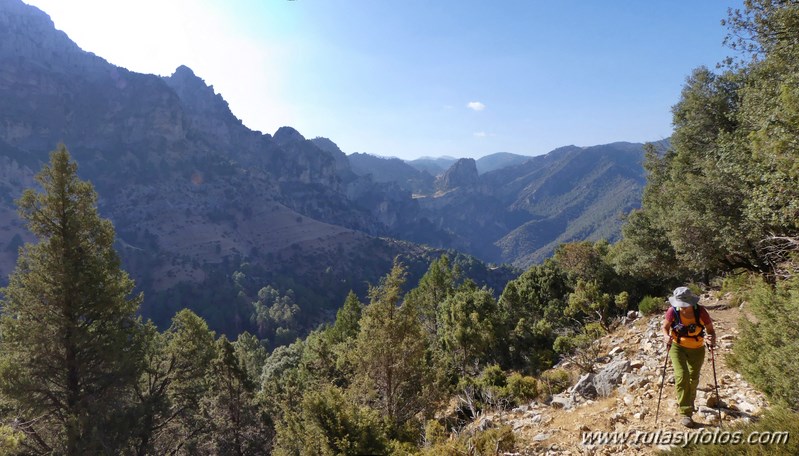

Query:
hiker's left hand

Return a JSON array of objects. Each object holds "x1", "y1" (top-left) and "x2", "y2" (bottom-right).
[{"x1": 706, "y1": 334, "x2": 716, "y2": 348}]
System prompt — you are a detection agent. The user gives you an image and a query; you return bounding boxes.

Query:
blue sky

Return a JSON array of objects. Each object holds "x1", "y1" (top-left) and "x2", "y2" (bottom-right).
[{"x1": 27, "y1": 0, "x2": 739, "y2": 159}]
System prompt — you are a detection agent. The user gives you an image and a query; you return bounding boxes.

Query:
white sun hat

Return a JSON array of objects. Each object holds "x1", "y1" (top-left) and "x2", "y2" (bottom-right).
[{"x1": 668, "y1": 286, "x2": 699, "y2": 308}]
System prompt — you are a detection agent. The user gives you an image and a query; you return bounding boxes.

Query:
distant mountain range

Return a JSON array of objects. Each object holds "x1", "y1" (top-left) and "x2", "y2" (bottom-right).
[
  {"x1": 345, "y1": 142, "x2": 664, "y2": 265},
  {"x1": 0, "y1": 0, "x2": 662, "y2": 335}
]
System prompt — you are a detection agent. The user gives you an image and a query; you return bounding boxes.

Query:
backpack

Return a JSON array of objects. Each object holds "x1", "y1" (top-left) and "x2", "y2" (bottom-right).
[{"x1": 671, "y1": 303, "x2": 706, "y2": 346}]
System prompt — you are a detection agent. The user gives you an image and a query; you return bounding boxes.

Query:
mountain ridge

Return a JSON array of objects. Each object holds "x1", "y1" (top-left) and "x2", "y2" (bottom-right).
[
  {"x1": 0, "y1": 0, "x2": 655, "y2": 332},
  {"x1": 0, "y1": 0, "x2": 522, "y2": 339}
]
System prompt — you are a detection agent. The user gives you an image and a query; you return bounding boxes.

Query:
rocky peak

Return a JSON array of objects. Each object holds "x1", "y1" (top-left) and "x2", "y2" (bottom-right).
[
  {"x1": 0, "y1": 0, "x2": 108, "y2": 75},
  {"x1": 311, "y1": 137, "x2": 353, "y2": 178},
  {"x1": 436, "y1": 157, "x2": 478, "y2": 191},
  {"x1": 163, "y1": 65, "x2": 236, "y2": 121},
  {"x1": 310, "y1": 137, "x2": 343, "y2": 155},
  {"x1": 273, "y1": 126, "x2": 306, "y2": 146}
]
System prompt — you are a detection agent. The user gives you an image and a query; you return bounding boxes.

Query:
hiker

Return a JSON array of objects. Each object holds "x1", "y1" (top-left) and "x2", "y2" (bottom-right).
[{"x1": 661, "y1": 286, "x2": 716, "y2": 428}]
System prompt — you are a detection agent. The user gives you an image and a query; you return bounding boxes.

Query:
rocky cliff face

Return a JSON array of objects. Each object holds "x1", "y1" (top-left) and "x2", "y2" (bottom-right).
[
  {"x1": 436, "y1": 158, "x2": 479, "y2": 192},
  {"x1": 347, "y1": 152, "x2": 435, "y2": 195},
  {"x1": 0, "y1": 0, "x2": 654, "y2": 334},
  {"x1": 0, "y1": 0, "x2": 108, "y2": 76},
  {"x1": 403, "y1": 143, "x2": 648, "y2": 267},
  {"x1": 0, "y1": 0, "x2": 437, "y2": 334}
]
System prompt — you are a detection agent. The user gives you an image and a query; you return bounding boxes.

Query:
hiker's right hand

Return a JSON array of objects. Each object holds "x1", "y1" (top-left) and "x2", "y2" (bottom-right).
[{"x1": 663, "y1": 334, "x2": 672, "y2": 347}]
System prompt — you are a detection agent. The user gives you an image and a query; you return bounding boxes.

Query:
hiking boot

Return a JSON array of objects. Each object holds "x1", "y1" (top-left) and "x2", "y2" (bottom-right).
[{"x1": 681, "y1": 416, "x2": 695, "y2": 428}]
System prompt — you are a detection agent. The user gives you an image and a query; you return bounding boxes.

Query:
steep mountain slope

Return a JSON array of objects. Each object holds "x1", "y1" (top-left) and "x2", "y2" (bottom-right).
[
  {"x1": 0, "y1": 0, "x2": 653, "y2": 335},
  {"x1": 347, "y1": 152, "x2": 435, "y2": 194},
  {"x1": 406, "y1": 156, "x2": 457, "y2": 176},
  {"x1": 476, "y1": 151, "x2": 532, "y2": 174},
  {"x1": 0, "y1": 0, "x2": 519, "y2": 337},
  {"x1": 344, "y1": 141, "x2": 648, "y2": 267},
  {"x1": 435, "y1": 157, "x2": 479, "y2": 192},
  {"x1": 411, "y1": 142, "x2": 647, "y2": 267}
]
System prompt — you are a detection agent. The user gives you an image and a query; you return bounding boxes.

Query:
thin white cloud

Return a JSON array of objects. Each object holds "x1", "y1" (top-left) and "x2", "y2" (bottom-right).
[
  {"x1": 473, "y1": 131, "x2": 487, "y2": 138},
  {"x1": 467, "y1": 101, "x2": 486, "y2": 111}
]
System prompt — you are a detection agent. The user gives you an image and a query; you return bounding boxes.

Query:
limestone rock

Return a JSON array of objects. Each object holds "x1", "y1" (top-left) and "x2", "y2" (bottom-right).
[
  {"x1": 571, "y1": 373, "x2": 598, "y2": 399},
  {"x1": 435, "y1": 158, "x2": 478, "y2": 191},
  {"x1": 594, "y1": 359, "x2": 631, "y2": 396},
  {"x1": 550, "y1": 394, "x2": 573, "y2": 410},
  {"x1": 609, "y1": 346, "x2": 624, "y2": 356}
]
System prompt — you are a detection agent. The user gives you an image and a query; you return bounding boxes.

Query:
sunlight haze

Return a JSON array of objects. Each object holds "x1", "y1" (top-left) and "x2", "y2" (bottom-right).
[{"x1": 24, "y1": 0, "x2": 740, "y2": 159}]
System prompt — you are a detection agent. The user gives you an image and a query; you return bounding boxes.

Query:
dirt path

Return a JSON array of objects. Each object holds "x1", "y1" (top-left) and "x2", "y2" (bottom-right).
[{"x1": 489, "y1": 294, "x2": 768, "y2": 455}]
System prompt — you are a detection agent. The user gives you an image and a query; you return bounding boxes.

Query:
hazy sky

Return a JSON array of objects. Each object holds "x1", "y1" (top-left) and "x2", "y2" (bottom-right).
[{"x1": 25, "y1": 0, "x2": 740, "y2": 159}]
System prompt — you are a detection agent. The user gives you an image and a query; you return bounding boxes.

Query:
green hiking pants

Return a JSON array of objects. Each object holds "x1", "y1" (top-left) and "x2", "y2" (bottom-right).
[{"x1": 669, "y1": 343, "x2": 705, "y2": 417}]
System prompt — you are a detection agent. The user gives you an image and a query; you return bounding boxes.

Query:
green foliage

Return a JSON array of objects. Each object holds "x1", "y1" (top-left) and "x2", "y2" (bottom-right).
[
  {"x1": 439, "y1": 282, "x2": 499, "y2": 377},
  {"x1": 554, "y1": 241, "x2": 615, "y2": 285},
  {"x1": 404, "y1": 254, "x2": 459, "y2": 343},
  {"x1": 554, "y1": 322, "x2": 607, "y2": 373},
  {"x1": 495, "y1": 260, "x2": 569, "y2": 374},
  {"x1": 729, "y1": 276, "x2": 799, "y2": 409},
  {"x1": 619, "y1": 1, "x2": 799, "y2": 279},
  {"x1": 234, "y1": 331, "x2": 269, "y2": 382},
  {"x1": 638, "y1": 295, "x2": 663, "y2": 315},
  {"x1": 273, "y1": 386, "x2": 388, "y2": 456},
  {"x1": 611, "y1": 206, "x2": 685, "y2": 285},
  {"x1": 557, "y1": 241, "x2": 632, "y2": 329},
  {"x1": 419, "y1": 425, "x2": 516, "y2": 456},
  {"x1": 352, "y1": 260, "x2": 440, "y2": 427},
  {"x1": 566, "y1": 279, "x2": 615, "y2": 330},
  {"x1": 0, "y1": 146, "x2": 145, "y2": 454},
  {"x1": 423, "y1": 420, "x2": 448, "y2": 447},
  {"x1": 131, "y1": 309, "x2": 217, "y2": 454},
  {"x1": 665, "y1": 406, "x2": 799, "y2": 456},
  {"x1": 455, "y1": 365, "x2": 538, "y2": 415},
  {"x1": 470, "y1": 426, "x2": 516, "y2": 456},
  {"x1": 328, "y1": 291, "x2": 362, "y2": 343},
  {"x1": 259, "y1": 340, "x2": 308, "y2": 423},
  {"x1": 718, "y1": 271, "x2": 758, "y2": 295},
  {"x1": 505, "y1": 372, "x2": 539, "y2": 403},
  {"x1": 251, "y1": 286, "x2": 300, "y2": 346},
  {"x1": 539, "y1": 368, "x2": 572, "y2": 397},
  {"x1": 0, "y1": 425, "x2": 23, "y2": 456},
  {"x1": 203, "y1": 337, "x2": 272, "y2": 455},
  {"x1": 478, "y1": 364, "x2": 506, "y2": 390}
]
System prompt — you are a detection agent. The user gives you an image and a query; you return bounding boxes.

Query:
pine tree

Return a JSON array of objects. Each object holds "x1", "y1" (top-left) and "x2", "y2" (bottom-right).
[
  {"x1": 328, "y1": 291, "x2": 362, "y2": 343},
  {"x1": 203, "y1": 337, "x2": 271, "y2": 456},
  {"x1": 0, "y1": 145, "x2": 144, "y2": 454},
  {"x1": 352, "y1": 260, "x2": 437, "y2": 426},
  {"x1": 438, "y1": 282, "x2": 498, "y2": 377},
  {"x1": 131, "y1": 309, "x2": 216, "y2": 455},
  {"x1": 404, "y1": 255, "x2": 458, "y2": 344}
]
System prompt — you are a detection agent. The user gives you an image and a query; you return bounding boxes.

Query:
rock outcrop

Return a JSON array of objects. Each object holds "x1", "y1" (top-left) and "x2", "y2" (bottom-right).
[{"x1": 436, "y1": 158, "x2": 478, "y2": 192}]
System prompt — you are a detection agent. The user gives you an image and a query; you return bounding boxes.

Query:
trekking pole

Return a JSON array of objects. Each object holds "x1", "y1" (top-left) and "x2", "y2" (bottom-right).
[
  {"x1": 655, "y1": 341, "x2": 671, "y2": 424},
  {"x1": 708, "y1": 343, "x2": 723, "y2": 427}
]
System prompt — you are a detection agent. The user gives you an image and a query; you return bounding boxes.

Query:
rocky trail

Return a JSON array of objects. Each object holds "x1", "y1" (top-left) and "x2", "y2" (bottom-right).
[{"x1": 477, "y1": 293, "x2": 768, "y2": 455}]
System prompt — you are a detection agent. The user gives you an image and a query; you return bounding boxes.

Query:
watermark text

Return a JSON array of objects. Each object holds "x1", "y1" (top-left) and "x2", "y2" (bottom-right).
[{"x1": 581, "y1": 429, "x2": 790, "y2": 447}]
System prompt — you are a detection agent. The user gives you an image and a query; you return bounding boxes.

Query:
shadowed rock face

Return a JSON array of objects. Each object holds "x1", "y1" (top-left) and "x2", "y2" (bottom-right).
[
  {"x1": 436, "y1": 158, "x2": 478, "y2": 192},
  {"x1": 0, "y1": 0, "x2": 657, "y2": 337},
  {"x1": 0, "y1": 0, "x2": 518, "y2": 337}
]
